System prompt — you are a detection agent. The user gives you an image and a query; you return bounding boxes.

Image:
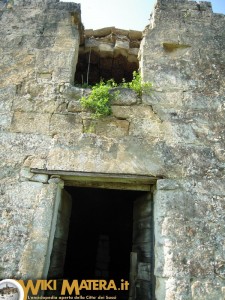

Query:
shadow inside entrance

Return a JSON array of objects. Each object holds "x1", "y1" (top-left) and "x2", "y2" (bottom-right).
[{"x1": 62, "y1": 187, "x2": 144, "y2": 298}]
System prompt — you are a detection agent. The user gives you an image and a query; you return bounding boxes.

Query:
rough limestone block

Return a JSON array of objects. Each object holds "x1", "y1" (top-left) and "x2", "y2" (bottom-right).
[
  {"x1": 52, "y1": 67, "x2": 73, "y2": 83},
  {"x1": 0, "y1": 113, "x2": 13, "y2": 130},
  {"x1": 156, "y1": 277, "x2": 191, "y2": 300},
  {"x1": 85, "y1": 29, "x2": 94, "y2": 37},
  {"x1": 64, "y1": 86, "x2": 87, "y2": 100},
  {"x1": 12, "y1": 95, "x2": 34, "y2": 112},
  {"x1": 191, "y1": 279, "x2": 223, "y2": 300},
  {"x1": 36, "y1": 50, "x2": 55, "y2": 74},
  {"x1": 49, "y1": 113, "x2": 83, "y2": 134},
  {"x1": 99, "y1": 43, "x2": 114, "y2": 53},
  {"x1": 93, "y1": 27, "x2": 113, "y2": 37},
  {"x1": 0, "y1": 133, "x2": 51, "y2": 172},
  {"x1": 0, "y1": 86, "x2": 16, "y2": 112},
  {"x1": 85, "y1": 38, "x2": 99, "y2": 48},
  {"x1": 18, "y1": 181, "x2": 62, "y2": 278},
  {"x1": 37, "y1": 73, "x2": 52, "y2": 81},
  {"x1": 154, "y1": 189, "x2": 190, "y2": 220},
  {"x1": 5, "y1": 181, "x2": 44, "y2": 209},
  {"x1": 142, "y1": 90, "x2": 184, "y2": 108},
  {"x1": 67, "y1": 100, "x2": 83, "y2": 112},
  {"x1": 154, "y1": 178, "x2": 225, "y2": 299},
  {"x1": 20, "y1": 167, "x2": 33, "y2": 181},
  {"x1": 10, "y1": 112, "x2": 51, "y2": 134},
  {"x1": 128, "y1": 30, "x2": 142, "y2": 40},
  {"x1": 95, "y1": 118, "x2": 129, "y2": 138},
  {"x1": 157, "y1": 179, "x2": 181, "y2": 190},
  {"x1": 115, "y1": 40, "x2": 129, "y2": 50},
  {"x1": 128, "y1": 105, "x2": 162, "y2": 140},
  {"x1": 113, "y1": 28, "x2": 129, "y2": 36},
  {"x1": 110, "y1": 87, "x2": 138, "y2": 105},
  {"x1": 0, "y1": 197, "x2": 42, "y2": 278},
  {"x1": 111, "y1": 106, "x2": 132, "y2": 119},
  {"x1": 162, "y1": 122, "x2": 197, "y2": 144},
  {"x1": 29, "y1": 157, "x2": 48, "y2": 170},
  {"x1": 31, "y1": 174, "x2": 49, "y2": 183},
  {"x1": 46, "y1": 134, "x2": 164, "y2": 176}
]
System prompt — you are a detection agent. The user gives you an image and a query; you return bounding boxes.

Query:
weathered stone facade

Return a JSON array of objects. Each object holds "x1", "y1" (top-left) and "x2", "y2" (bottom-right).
[
  {"x1": 0, "y1": 0, "x2": 225, "y2": 299},
  {"x1": 141, "y1": 1, "x2": 225, "y2": 298}
]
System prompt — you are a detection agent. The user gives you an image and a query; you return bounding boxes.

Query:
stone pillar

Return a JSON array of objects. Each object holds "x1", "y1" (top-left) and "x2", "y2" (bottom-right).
[
  {"x1": 154, "y1": 180, "x2": 190, "y2": 299},
  {"x1": 47, "y1": 189, "x2": 72, "y2": 278},
  {"x1": 18, "y1": 178, "x2": 64, "y2": 279}
]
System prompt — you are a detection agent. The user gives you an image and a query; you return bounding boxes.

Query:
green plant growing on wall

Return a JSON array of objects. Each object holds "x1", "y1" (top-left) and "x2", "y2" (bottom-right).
[
  {"x1": 80, "y1": 72, "x2": 152, "y2": 118},
  {"x1": 122, "y1": 71, "x2": 152, "y2": 97},
  {"x1": 80, "y1": 80, "x2": 118, "y2": 118}
]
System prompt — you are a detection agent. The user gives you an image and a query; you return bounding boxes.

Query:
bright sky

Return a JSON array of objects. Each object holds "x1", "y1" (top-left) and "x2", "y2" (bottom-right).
[{"x1": 60, "y1": 0, "x2": 225, "y2": 31}]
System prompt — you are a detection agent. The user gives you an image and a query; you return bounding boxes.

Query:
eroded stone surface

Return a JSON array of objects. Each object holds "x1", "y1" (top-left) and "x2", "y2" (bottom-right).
[{"x1": 0, "y1": 0, "x2": 225, "y2": 299}]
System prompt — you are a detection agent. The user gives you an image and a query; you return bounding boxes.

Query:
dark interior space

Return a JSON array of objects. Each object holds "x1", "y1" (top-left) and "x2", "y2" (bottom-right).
[
  {"x1": 75, "y1": 27, "x2": 142, "y2": 85},
  {"x1": 63, "y1": 187, "x2": 144, "y2": 284},
  {"x1": 47, "y1": 185, "x2": 154, "y2": 299},
  {"x1": 74, "y1": 50, "x2": 139, "y2": 85}
]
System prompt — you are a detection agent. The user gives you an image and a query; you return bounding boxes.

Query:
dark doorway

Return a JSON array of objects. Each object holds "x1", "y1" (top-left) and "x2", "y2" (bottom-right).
[
  {"x1": 47, "y1": 182, "x2": 154, "y2": 300},
  {"x1": 63, "y1": 187, "x2": 143, "y2": 283}
]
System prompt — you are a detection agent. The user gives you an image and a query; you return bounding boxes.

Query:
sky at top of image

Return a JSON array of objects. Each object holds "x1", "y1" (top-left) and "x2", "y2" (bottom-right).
[{"x1": 60, "y1": 0, "x2": 225, "y2": 31}]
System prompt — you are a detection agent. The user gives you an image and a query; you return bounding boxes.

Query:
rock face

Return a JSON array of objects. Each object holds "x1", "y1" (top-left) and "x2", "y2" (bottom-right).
[
  {"x1": 140, "y1": 1, "x2": 225, "y2": 299},
  {"x1": 0, "y1": 0, "x2": 225, "y2": 299}
]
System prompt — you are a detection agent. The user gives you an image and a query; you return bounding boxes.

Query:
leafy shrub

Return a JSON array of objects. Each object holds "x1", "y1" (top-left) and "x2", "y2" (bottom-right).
[
  {"x1": 80, "y1": 72, "x2": 152, "y2": 118},
  {"x1": 122, "y1": 71, "x2": 152, "y2": 97},
  {"x1": 80, "y1": 80, "x2": 117, "y2": 118}
]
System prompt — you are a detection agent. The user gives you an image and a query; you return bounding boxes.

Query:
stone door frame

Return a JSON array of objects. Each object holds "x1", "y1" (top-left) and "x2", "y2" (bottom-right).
[
  {"x1": 30, "y1": 169, "x2": 157, "y2": 298},
  {"x1": 30, "y1": 169, "x2": 157, "y2": 191}
]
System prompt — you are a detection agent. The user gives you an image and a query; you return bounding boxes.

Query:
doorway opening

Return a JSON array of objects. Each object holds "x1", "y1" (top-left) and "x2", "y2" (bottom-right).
[
  {"x1": 64, "y1": 187, "x2": 142, "y2": 283},
  {"x1": 44, "y1": 171, "x2": 156, "y2": 300}
]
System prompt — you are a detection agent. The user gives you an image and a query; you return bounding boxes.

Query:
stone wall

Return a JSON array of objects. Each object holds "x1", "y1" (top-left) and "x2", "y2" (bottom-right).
[
  {"x1": 0, "y1": 0, "x2": 225, "y2": 299},
  {"x1": 0, "y1": 0, "x2": 81, "y2": 278},
  {"x1": 140, "y1": 1, "x2": 225, "y2": 298}
]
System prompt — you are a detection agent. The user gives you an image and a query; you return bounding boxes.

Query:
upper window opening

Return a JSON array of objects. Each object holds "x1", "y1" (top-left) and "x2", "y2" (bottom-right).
[{"x1": 75, "y1": 27, "x2": 142, "y2": 85}]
